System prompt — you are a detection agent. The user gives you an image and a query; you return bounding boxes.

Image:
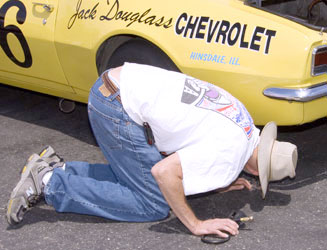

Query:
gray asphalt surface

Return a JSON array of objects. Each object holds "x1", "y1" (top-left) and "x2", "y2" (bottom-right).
[{"x1": 0, "y1": 83, "x2": 326, "y2": 250}]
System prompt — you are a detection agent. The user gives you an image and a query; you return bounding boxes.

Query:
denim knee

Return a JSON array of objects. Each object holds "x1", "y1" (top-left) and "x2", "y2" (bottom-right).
[
  {"x1": 143, "y1": 206, "x2": 170, "y2": 222},
  {"x1": 142, "y1": 199, "x2": 170, "y2": 222},
  {"x1": 155, "y1": 206, "x2": 170, "y2": 221}
]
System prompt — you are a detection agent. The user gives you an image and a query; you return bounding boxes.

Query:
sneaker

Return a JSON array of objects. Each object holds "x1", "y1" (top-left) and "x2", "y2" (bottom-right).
[
  {"x1": 20, "y1": 146, "x2": 63, "y2": 176},
  {"x1": 38, "y1": 145, "x2": 64, "y2": 168},
  {"x1": 7, "y1": 154, "x2": 52, "y2": 225}
]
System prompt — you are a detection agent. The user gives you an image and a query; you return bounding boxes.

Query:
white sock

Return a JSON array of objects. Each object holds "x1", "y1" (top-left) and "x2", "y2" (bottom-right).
[
  {"x1": 42, "y1": 171, "x2": 53, "y2": 186},
  {"x1": 42, "y1": 164, "x2": 66, "y2": 186}
]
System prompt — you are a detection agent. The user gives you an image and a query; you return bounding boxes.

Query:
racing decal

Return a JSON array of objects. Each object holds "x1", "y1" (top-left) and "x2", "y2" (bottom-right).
[
  {"x1": 190, "y1": 52, "x2": 240, "y2": 65},
  {"x1": 175, "y1": 13, "x2": 276, "y2": 55},
  {"x1": 0, "y1": 0, "x2": 32, "y2": 68},
  {"x1": 181, "y1": 78, "x2": 254, "y2": 139},
  {"x1": 68, "y1": 0, "x2": 173, "y2": 29}
]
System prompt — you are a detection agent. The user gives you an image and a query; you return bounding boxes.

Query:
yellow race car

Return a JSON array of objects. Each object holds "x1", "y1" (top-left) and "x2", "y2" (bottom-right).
[{"x1": 0, "y1": 0, "x2": 326, "y2": 125}]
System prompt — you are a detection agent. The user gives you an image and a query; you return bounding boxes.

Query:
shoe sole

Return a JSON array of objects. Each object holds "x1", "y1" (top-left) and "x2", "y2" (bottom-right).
[{"x1": 7, "y1": 196, "x2": 28, "y2": 225}]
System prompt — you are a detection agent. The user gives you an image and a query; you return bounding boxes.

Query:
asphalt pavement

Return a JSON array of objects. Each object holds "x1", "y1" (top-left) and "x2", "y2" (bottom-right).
[{"x1": 0, "y1": 83, "x2": 326, "y2": 250}]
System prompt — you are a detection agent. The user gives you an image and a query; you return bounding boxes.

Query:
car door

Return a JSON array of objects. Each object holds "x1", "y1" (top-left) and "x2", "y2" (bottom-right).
[{"x1": 0, "y1": 0, "x2": 73, "y2": 93}]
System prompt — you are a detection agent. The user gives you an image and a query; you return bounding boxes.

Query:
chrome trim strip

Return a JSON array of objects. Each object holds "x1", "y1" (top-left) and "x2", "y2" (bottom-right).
[
  {"x1": 263, "y1": 83, "x2": 327, "y2": 102},
  {"x1": 311, "y1": 45, "x2": 327, "y2": 76}
]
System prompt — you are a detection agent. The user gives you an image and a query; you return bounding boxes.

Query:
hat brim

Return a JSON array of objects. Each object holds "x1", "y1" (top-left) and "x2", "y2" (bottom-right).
[{"x1": 258, "y1": 121, "x2": 277, "y2": 199}]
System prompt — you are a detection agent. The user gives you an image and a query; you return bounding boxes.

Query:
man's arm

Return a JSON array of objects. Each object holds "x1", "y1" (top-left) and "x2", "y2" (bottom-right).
[{"x1": 151, "y1": 153, "x2": 239, "y2": 237}]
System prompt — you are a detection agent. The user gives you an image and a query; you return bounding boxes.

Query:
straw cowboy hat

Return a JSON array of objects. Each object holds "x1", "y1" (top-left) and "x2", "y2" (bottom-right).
[{"x1": 258, "y1": 121, "x2": 298, "y2": 198}]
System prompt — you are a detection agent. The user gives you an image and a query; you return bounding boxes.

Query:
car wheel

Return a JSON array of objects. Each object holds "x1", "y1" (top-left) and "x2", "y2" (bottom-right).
[{"x1": 97, "y1": 38, "x2": 180, "y2": 74}]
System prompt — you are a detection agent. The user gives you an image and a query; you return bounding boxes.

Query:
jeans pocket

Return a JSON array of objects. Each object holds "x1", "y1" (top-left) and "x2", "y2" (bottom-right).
[{"x1": 88, "y1": 104, "x2": 122, "y2": 150}]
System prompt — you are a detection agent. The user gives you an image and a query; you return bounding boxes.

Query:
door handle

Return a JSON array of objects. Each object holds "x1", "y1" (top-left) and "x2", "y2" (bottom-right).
[{"x1": 32, "y1": 2, "x2": 54, "y2": 12}]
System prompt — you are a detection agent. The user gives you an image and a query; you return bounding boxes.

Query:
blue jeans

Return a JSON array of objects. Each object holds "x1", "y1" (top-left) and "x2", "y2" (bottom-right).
[{"x1": 44, "y1": 73, "x2": 170, "y2": 222}]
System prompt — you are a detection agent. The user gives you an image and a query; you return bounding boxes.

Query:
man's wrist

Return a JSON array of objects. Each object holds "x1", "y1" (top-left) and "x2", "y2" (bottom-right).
[{"x1": 189, "y1": 218, "x2": 202, "y2": 235}]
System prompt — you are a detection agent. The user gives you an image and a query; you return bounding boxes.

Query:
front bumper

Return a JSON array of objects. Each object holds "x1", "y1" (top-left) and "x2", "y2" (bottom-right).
[{"x1": 263, "y1": 83, "x2": 327, "y2": 102}]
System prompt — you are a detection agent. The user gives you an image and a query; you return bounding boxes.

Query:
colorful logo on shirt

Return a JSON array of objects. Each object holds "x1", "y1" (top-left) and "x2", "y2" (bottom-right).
[{"x1": 181, "y1": 78, "x2": 254, "y2": 139}]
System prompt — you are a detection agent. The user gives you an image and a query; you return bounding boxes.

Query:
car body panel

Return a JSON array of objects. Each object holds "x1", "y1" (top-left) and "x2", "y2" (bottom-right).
[
  {"x1": 0, "y1": 0, "x2": 74, "y2": 94},
  {"x1": 0, "y1": 0, "x2": 326, "y2": 125}
]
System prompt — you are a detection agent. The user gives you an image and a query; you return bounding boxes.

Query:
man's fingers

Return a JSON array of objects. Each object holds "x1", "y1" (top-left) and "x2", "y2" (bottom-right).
[
  {"x1": 217, "y1": 219, "x2": 239, "y2": 235},
  {"x1": 216, "y1": 230, "x2": 230, "y2": 238},
  {"x1": 233, "y1": 184, "x2": 245, "y2": 190},
  {"x1": 223, "y1": 184, "x2": 245, "y2": 192},
  {"x1": 243, "y1": 179, "x2": 252, "y2": 190},
  {"x1": 225, "y1": 223, "x2": 239, "y2": 235},
  {"x1": 215, "y1": 225, "x2": 238, "y2": 238},
  {"x1": 235, "y1": 178, "x2": 252, "y2": 190}
]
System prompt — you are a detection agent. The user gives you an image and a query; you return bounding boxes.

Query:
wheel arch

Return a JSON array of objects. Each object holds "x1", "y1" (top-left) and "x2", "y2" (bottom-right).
[{"x1": 95, "y1": 35, "x2": 180, "y2": 75}]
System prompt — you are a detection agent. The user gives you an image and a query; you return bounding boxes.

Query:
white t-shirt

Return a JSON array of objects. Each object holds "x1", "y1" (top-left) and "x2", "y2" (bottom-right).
[{"x1": 116, "y1": 63, "x2": 260, "y2": 196}]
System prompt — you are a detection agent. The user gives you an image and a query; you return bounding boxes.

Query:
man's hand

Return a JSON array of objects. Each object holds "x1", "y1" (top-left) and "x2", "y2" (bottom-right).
[
  {"x1": 193, "y1": 218, "x2": 239, "y2": 238},
  {"x1": 218, "y1": 177, "x2": 252, "y2": 193}
]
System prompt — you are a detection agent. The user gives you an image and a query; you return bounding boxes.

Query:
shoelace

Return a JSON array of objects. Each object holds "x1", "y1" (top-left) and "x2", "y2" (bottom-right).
[{"x1": 27, "y1": 194, "x2": 43, "y2": 207}]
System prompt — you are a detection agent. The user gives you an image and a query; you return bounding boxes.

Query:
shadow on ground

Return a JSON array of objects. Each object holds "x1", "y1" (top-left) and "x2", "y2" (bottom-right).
[{"x1": 0, "y1": 84, "x2": 96, "y2": 146}]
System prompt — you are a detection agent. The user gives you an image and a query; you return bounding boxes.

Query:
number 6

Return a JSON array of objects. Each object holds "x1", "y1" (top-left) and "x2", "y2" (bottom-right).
[{"x1": 0, "y1": 0, "x2": 32, "y2": 68}]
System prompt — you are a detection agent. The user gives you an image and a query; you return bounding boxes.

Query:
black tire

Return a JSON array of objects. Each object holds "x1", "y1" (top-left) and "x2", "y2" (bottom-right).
[{"x1": 98, "y1": 38, "x2": 180, "y2": 74}]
